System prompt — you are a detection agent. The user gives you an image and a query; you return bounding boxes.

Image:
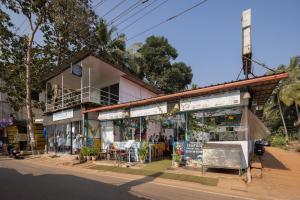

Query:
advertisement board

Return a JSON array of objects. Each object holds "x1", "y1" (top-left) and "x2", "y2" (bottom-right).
[{"x1": 180, "y1": 91, "x2": 240, "y2": 112}]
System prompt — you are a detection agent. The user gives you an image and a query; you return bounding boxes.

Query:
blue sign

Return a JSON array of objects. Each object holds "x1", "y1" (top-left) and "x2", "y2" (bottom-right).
[{"x1": 72, "y1": 65, "x2": 82, "y2": 77}]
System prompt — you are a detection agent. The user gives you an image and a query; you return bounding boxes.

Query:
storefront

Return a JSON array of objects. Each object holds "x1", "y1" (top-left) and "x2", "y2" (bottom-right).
[
  {"x1": 84, "y1": 73, "x2": 289, "y2": 169},
  {"x1": 44, "y1": 108, "x2": 85, "y2": 154}
]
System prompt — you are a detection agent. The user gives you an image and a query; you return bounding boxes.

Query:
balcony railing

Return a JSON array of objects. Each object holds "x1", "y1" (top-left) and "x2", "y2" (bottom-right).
[{"x1": 46, "y1": 86, "x2": 119, "y2": 112}]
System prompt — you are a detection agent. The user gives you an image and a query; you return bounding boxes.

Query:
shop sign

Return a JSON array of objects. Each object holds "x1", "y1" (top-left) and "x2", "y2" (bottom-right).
[
  {"x1": 185, "y1": 142, "x2": 203, "y2": 161},
  {"x1": 130, "y1": 102, "x2": 167, "y2": 118},
  {"x1": 180, "y1": 91, "x2": 240, "y2": 111},
  {"x1": 71, "y1": 64, "x2": 82, "y2": 77},
  {"x1": 53, "y1": 109, "x2": 73, "y2": 121},
  {"x1": 98, "y1": 109, "x2": 128, "y2": 121},
  {"x1": 15, "y1": 133, "x2": 27, "y2": 142}
]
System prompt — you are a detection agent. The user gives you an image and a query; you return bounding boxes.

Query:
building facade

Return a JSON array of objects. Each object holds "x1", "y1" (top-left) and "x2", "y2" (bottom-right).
[
  {"x1": 83, "y1": 73, "x2": 288, "y2": 170},
  {"x1": 43, "y1": 52, "x2": 162, "y2": 154}
]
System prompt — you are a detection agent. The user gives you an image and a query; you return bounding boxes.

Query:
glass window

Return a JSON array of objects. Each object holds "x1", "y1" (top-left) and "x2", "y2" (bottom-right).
[{"x1": 187, "y1": 107, "x2": 244, "y2": 142}]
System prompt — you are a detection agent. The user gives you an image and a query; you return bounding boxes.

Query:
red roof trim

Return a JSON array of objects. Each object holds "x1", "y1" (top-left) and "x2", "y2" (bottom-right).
[{"x1": 83, "y1": 73, "x2": 288, "y2": 114}]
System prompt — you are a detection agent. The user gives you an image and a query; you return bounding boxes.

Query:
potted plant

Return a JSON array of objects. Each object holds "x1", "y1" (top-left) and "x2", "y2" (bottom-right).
[
  {"x1": 91, "y1": 144, "x2": 100, "y2": 161},
  {"x1": 138, "y1": 142, "x2": 148, "y2": 163},
  {"x1": 172, "y1": 153, "x2": 181, "y2": 167},
  {"x1": 80, "y1": 146, "x2": 89, "y2": 160},
  {"x1": 86, "y1": 148, "x2": 92, "y2": 160}
]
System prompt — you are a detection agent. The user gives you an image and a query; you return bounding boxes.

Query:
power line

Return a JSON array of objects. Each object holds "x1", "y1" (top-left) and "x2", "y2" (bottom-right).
[
  {"x1": 114, "y1": 0, "x2": 158, "y2": 28},
  {"x1": 109, "y1": 0, "x2": 150, "y2": 25},
  {"x1": 94, "y1": 0, "x2": 106, "y2": 9},
  {"x1": 102, "y1": 0, "x2": 128, "y2": 18},
  {"x1": 127, "y1": 0, "x2": 208, "y2": 41},
  {"x1": 119, "y1": 0, "x2": 169, "y2": 33}
]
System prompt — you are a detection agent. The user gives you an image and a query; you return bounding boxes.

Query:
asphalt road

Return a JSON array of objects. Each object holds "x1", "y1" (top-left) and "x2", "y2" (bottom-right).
[{"x1": 0, "y1": 157, "x2": 257, "y2": 200}]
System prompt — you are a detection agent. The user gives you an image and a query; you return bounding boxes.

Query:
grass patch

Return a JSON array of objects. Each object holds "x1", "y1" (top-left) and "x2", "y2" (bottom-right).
[
  {"x1": 89, "y1": 165, "x2": 218, "y2": 186},
  {"x1": 142, "y1": 160, "x2": 172, "y2": 172}
]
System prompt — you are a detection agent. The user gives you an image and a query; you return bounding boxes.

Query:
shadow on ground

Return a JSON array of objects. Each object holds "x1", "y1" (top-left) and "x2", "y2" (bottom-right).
[
  {"x1": 0, "y1": 167, "x2": 150, "y2": 200},
  {"x1": 205, "y1": 168, "x2": 240, "y2": 175},
  {"x1": 261, "y1": 150, "x2": 289, "y2": 170}
]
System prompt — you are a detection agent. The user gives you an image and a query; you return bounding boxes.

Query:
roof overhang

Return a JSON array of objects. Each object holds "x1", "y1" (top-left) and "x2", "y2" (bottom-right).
[
  {"x1": 83, "y1": 72, "x2": 288, "y2": 114},
  {"x1": 44, "y1": 50, "x2": 163, "y2": 95}
]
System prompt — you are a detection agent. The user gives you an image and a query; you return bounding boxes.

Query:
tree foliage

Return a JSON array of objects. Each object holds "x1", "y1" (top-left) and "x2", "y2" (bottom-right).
[
  {"x1": 135, "y1": 36, "x2": 193, "y2": 93},
  {"x1": 263, "y1": 56, "x2": 300, "y2": 137},
  {"x1": 0, "y1": 0, "x2": 97, "y2": 111}
]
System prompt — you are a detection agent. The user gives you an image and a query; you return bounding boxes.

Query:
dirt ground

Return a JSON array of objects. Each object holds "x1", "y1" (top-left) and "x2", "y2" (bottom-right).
[{"x1": 248, "y1": 147, "x2": 300, "y2": 200}]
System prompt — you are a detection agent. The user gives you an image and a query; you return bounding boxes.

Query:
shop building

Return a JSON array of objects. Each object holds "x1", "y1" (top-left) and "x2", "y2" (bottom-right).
[
  {"x1": 43, "y1": 51, "x2": 162, "y2": 154},
  {"x1": 83, "y1": 72, "x2": 288, "y2": 170},
  {"x1": 0, "y1": 78, "x2": 44, "y2": 151}
]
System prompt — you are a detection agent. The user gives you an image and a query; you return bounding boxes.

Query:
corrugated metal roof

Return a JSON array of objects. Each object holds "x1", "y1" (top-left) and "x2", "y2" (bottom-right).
[{"x1": 83, "y1": 72, "x2": 288, "y2": 114}]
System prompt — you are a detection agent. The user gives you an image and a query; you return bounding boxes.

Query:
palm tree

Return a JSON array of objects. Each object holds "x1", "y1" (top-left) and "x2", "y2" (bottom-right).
[
  {"x1": 279, "y1": 56, "x2": 300, "y2": 142},
  {"x1": 95, "y1": 19, "x2": 126, "y2": 66}
]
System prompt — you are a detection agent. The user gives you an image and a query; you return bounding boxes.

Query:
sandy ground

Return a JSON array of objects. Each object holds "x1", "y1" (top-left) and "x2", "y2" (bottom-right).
[{"x1": 248, "y1": 147, "x2": 300, "y2": 200}]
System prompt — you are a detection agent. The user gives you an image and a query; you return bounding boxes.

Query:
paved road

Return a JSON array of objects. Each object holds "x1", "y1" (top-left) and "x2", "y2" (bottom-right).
[{"x1": 0, "y1": 157, "x2": 257, "y2": 200}]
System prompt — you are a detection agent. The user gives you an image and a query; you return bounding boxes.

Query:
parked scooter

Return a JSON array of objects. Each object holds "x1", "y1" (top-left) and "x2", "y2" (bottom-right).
[
  {"x1": 254, "y1": 140, "x2": 265, "y2": 156},
  {"x1": 9, "y1": 148, "x2": 24, "y2": 159}
]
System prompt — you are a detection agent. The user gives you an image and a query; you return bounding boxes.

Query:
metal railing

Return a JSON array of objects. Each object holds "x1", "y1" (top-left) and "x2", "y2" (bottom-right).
[{"x1": 46, "y1": 86, "x2": 120, "y2": 112}]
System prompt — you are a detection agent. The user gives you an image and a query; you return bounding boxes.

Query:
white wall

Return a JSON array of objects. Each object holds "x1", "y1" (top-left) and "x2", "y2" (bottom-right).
[{"x1": 119, "y1": 77, "x2": 157, "y2": 103}]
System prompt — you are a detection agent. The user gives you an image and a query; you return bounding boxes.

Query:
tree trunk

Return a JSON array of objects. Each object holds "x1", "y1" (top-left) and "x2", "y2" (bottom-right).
[
  {"x1": 277, "y1": 95, "x2": 289, "y2": 142},
  {"x1": 25, "y1": 36, "x2": 35, "y2": 152},
  {"x1": 295, "y1": 103, "x2": 300, "y2": 144}
]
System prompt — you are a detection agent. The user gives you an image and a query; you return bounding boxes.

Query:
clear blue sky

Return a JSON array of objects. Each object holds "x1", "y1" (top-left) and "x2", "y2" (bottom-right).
[{"x1": 10, "y1": 0, "x2": 300, "y2": 87}]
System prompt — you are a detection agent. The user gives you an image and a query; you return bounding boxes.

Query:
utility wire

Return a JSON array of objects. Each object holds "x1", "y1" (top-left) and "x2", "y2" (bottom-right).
[
  {"x1": 127, "y1": 0, "x2": 208, "y2": 41},
  {"x1": 102, "y1": 0, "x2": 128, "y2": 18},
  {"x1": 114, "y1": 0, "x2": 158, "y2": 28},
  {"x1": 243, "y1": 56, "x2": 276, "y2": 73},
  {"x1": 119, "y1": 0, "x2": 169, "y2": 33},
  {"x1": 94, "y1": 0, "x2": 106, "y2": 8},
  {"x1": 109, "y1": 0, "x2": 144, "y2": 25}
]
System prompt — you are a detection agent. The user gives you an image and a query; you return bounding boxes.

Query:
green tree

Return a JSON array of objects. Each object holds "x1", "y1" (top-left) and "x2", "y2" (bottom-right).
[
  {"x1": 93, "y1": 19, "x2": 127, "y2": 66},
  {"x1": 263, "y1": 57, "x2": 300, "y2": 143},
  {"x1": 0, "y1": 0, "x2": 97, "y2": 150},
  {"x1": 279, "y1": 56, "x2": 300, "y2": 142},
  {"x1": 137, "y1": 36, "x2": 193, "y2": 93}
]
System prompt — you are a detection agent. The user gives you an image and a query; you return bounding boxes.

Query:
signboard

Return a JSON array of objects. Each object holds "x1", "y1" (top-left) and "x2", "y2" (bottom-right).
[
  {"x1": 71, "y1": 64, "x2": 82, "y2": 77},
  {"x1": 15, "y1": 133, "x2": 27, "y2": 142},
  {"x1": 180, "y1": 91, "x2": 240, "y2": 112},
  {"x1": 98, "y1": 109, "x2": 128, "y2": 121},
  {"x1": 53, "y1": 109, "x2": 74, "y2": 121},
  {"x1": 185, "y1": 142, "x2": 203, "y2": 161},
  {"x1": 242, "y1": 27, "x2": 251, "y2": 55},
  {"x1": 242, "y1": 9, "x2": 251, "y2": 28},
  {"x1": 130, "y1": 102, "x2": 167, "y2": 118}
]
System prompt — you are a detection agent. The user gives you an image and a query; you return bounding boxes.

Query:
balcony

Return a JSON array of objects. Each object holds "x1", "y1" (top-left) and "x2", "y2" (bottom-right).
[{"x1": 46, "y1": 86, "x2": 120, "y2": 113}]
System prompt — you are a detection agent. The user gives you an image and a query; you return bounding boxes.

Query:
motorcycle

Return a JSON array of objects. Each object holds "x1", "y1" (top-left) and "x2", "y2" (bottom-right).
[{"x1": 254, "y1": 140, "x2": 265, "y2": 156}]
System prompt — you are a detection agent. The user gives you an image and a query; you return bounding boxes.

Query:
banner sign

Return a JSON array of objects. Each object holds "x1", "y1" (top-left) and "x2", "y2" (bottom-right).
[
  {"x1": 130, "y1": 102, "x2": 167, "y2": 118},
  {"x1": 53, "y1": 109, "x2": 73, "y2": 121},
  {"x1": 98, "y1": 109, "x2": 128, "y2": 121},
  {"x1": 180, "y1": 91, "x2": 240, "y2": 112}
]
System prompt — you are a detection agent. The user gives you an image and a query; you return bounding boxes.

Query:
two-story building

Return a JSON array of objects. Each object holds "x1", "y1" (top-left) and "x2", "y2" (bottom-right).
[{"x1": 43, "y1": 51, "x2": 162, "y2": 153}]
